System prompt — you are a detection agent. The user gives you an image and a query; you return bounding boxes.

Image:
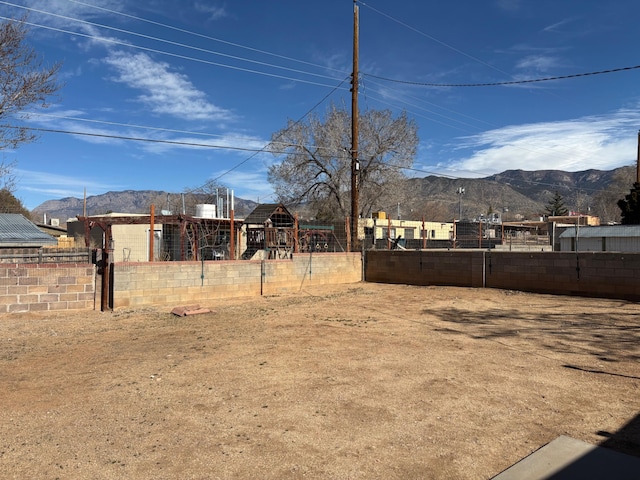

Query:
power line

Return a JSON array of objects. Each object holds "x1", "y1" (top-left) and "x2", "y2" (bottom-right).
[
  {"x1": 363, "y1": 64, "x2": 640, "y2": 88},
  {"x1": 64, "y1": 0, "x2": 348, "y2": 76},
  {"x1": 211, "y1": 76, "x2": 351, "y2": 183},
  {"x1": 357, "y1": 0, "x2": 514, "y2": 79},
  {"x1": 357, "y1": 2, "x2": 640, "y2": 90},
  {"x1": 19, "y1": 125, "x2": 294, "y2": 154},
  {"x1": 18, "y1": 77, "x2": 350, "y2": 161},
  {"x1": 0, "y1": 14, "x2": 348, "y2": 90},
  {"x1": 0, "y1": 1, "x2": 345, "y2": 83},
  {"x1": 30, "y1": 112, "x2": 262, "y2": 142}
]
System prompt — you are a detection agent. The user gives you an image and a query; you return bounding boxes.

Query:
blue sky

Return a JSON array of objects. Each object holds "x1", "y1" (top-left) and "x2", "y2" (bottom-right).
[{"x1": 2, "y1": 0, "x2": 640, "y2": 210}]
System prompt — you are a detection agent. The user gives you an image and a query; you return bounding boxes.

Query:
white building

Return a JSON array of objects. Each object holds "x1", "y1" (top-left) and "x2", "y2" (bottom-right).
[{"x1": 559, "y1": 225, "x2": 640, "y2": 252}]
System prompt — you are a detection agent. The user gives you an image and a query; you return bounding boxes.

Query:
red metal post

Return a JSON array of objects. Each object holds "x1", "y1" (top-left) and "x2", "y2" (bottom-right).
[
  {"x1": 230, "y1": 210, "x2": 235, "y2": 260},
  {"x1": 149, "y1": 204, "x2": 155, "y2": 262}
]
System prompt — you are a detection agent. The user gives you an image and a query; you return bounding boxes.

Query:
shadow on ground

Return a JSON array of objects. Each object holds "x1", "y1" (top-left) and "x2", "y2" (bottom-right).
[{"x1": 428, "y1": 305, "x2": 640, "y2": 365}]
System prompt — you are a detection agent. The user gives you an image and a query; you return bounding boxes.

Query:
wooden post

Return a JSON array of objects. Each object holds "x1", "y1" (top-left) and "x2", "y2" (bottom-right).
[
  {"x1": 102, "y1": 225, "x2": 111, "y2": 311},
  {"x1": 345, "y1": 217, "x2": 351, "y2": 252},
  {"x1": 294, "y1": 214, "x2": 299, "y2": 254}
]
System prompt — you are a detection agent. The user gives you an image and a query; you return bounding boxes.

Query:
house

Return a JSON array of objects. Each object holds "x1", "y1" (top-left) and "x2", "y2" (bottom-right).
[
  {"x1": 69, "y1": 210, "x2": 244, "y2": 262},
  {"x1": 0, "y1": 214, "x2": 57, "y2": 248},
  {"x1": 67, "y1": 213, "x2": 160, "y2": 262},
  {"x1": 559, "y1": 225, "x2": 640, "y2": 252},
  {"x1": 0, "y1": 214, "x2": 58, "y2": 263},
  {"x1": 360, "y1": 213, "x2": 454, "y2": 249}
]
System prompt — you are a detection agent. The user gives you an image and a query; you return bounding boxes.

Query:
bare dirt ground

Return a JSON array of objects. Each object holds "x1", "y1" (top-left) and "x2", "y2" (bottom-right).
[{"x1": 1, "y1": 283, "x2": 639, "y2": 480}]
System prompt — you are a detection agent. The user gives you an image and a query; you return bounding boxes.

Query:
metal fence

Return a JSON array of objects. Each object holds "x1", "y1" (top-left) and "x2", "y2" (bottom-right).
[
  {"x1": 0, "y1": 247, "x2": 91, "y2": 264},
  {"x1": 98, "y1": 220, "x2": 351, "y2": 263}
]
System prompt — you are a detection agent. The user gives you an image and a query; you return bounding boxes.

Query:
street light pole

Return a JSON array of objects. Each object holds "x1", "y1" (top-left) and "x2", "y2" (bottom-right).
[{"x1": 456, "y1": 187, "x2": 465, "y2": 220}]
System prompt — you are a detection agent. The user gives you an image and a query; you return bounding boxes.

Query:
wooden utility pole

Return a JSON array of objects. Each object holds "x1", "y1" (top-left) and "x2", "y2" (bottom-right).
[{"x1": 350, "y1": 0, "x2": 360, "y2": 251}]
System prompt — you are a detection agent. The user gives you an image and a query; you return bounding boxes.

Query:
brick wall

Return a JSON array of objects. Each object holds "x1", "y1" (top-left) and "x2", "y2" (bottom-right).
[
  {"x1": 366, "y1": 250, "x2": 640, "y2": 301},
  {"x1": 0, "y1": 264, "x2": 96, "y2": 313},
  {"x1": 112, "y1": 252, "x2": 362, "y2": 309}
]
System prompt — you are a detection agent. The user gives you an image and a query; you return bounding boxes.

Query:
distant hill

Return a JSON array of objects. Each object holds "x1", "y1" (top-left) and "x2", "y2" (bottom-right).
[
  {"x1": 31, "y1": 167, "x2": 633, "y2": 225},
  {"x1": 398, "y1": 167, "x2": 632, "y2": 222},
  {"x1": 484, "y1": 169, "x2": 620, "y2": 203},
  {"x1": 32, "y1": 190, "x2": 258, "y2": 226}
]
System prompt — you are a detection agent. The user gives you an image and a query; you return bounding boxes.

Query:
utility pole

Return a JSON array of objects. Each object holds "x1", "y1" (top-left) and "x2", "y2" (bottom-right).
[{"x1": 350, "y1": 0, "x2": 360, "y2": 251}]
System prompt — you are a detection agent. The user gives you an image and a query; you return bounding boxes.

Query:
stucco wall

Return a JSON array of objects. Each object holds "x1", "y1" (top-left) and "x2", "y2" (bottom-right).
[
  {"x1": 112, "y1": 252, "x2": 362, "y2": 309},
  {"x1": 366, "y1": 250, "x2": 640, "y2": 301},
  {"x1": 0, "y1": 263, "x2": 96, "y2": 313}
]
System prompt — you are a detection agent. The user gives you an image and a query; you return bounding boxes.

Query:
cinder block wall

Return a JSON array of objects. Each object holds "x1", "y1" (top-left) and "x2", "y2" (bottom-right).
[
  {"x1": 0, "y1": 264, "x2": 96, "y2": 313},
  {"x1": 366, "y1": 250, "x2": 640, "y2": 301},
  {"x1": 366, "y1": 250, "x2": 484, "y2": 288},
  {"x1": 113, "y1": 253, "x2": 362, "y2": 309}
]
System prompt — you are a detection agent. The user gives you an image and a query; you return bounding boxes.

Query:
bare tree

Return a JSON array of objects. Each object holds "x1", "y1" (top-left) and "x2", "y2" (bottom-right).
[
  {"x1": 0, "y1": 158, "x2": 17, "y2": 192},
  {"x1": 0, "y1": 17, "x2": 62, "y2": 150},
  {"x1": 268, "y1": 105, "x2": 418, "y2": 221},
  {"x1": 592, "y1": 166, "x2": 635, "y2": 223}
]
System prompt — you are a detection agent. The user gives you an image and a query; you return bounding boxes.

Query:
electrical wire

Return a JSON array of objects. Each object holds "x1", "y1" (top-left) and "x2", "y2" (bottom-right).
[
  {"x1": 64, "y1": 0, "x2": 348, "y2": 76},
  {"x1": 357, "y1": 0, "x2": 514, "y2": 79},
  {"x1": 12, "y1": 77, "x2": 349, "y2": 164},
  {"x1": 210, "y1": 76, "x2": 351, "y2": 183},
  {"x1": 0, "y1": 1, "x2": 345, "y2": 83},
  {"x1": 363, "y1": 65, "x2": 640, "y2": 88},
  {"x1": 30, "y1": 112, "x2": 263, "y2": 142},
  {"x1": 1, "y1": 3, "x2": 631, "y2": 199},
  {"x1": 0, "y1": 14, "x2": 348, "y2": 90}
]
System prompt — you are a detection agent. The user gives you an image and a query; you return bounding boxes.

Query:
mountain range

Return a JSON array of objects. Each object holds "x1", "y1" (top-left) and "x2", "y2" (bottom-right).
[{"x1": 32, "y1": 167, "x2": 635, "y2": 225}]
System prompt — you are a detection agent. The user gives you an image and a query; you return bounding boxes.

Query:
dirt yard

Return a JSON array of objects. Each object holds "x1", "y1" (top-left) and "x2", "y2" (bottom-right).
[{"x1": 1, "y1": 283, "x2": 639, "y2": 479}]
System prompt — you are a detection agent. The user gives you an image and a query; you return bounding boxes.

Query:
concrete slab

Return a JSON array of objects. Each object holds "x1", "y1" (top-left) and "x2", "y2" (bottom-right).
[{"x1": 491, "y1": 435, "x2": 640, "y2": 480}]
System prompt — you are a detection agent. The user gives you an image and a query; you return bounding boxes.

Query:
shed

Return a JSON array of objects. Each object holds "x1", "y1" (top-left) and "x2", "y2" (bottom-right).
[
  {"x1": 559, "y1": 225, "x2": 640, "y2": 252},
  {"x1": 0, "y1": 214, "x2": 57, "y2": 248},
  {"x1": 243, "y1": 203, "x2": 296, "y2": 259}
]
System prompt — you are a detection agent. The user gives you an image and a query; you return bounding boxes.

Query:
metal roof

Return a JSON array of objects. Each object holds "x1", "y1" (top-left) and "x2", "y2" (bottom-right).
[
  {"x1": 0, "y1": 214, "x2": 58, "y2": 247},
  {"x1": 243, "y1": 203, "x2": 294, "y2": 226},
  {"x1": 559, "y1": 225, "x2": 640, "y2": 239}
]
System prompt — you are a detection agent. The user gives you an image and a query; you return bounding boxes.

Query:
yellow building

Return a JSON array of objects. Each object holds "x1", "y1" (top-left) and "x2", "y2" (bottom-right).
[{"x1": 360, "y1": 214, "x2": 454, "y2": 248}]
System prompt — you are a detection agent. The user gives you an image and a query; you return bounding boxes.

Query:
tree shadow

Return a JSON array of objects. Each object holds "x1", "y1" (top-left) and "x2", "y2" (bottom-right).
[{"x1": 428, "y1": 306, "x2": 640, "y2": 365}]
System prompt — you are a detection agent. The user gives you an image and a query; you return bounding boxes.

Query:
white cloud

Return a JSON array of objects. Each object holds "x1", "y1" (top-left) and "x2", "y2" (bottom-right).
[
  {"x1": 17, "y1": 169, "x2": 122, "y2": 201},
  {"x1": 542, "y1": 17, "x2": 576, "y2": 33},
  {"x1": 438, "y1": 108, "x2": 640, "y2": 177},
  {"x1": 193, "y1": 2, "x2": 228, "y2": 21},
  {"x1": 22, "y1": 0, "x2": 128, "y2": 48},
  {"x1": 212, "y1": 169, "x2": 276, "y2": 203},
  {"x1": 104, "y1": 50, "x2": 233, "y2": 121},
  {"x1": 516, "y1": 55, "x2": 560, "y2": 72},
  {"x1": 137, "y1": 132, "x2": 267, "y2": 154}
]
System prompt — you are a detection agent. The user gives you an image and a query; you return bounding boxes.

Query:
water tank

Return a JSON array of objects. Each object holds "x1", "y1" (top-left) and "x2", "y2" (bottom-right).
[{"x1": 195, "y1": 204, "x2": 216, "y2": 218}]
